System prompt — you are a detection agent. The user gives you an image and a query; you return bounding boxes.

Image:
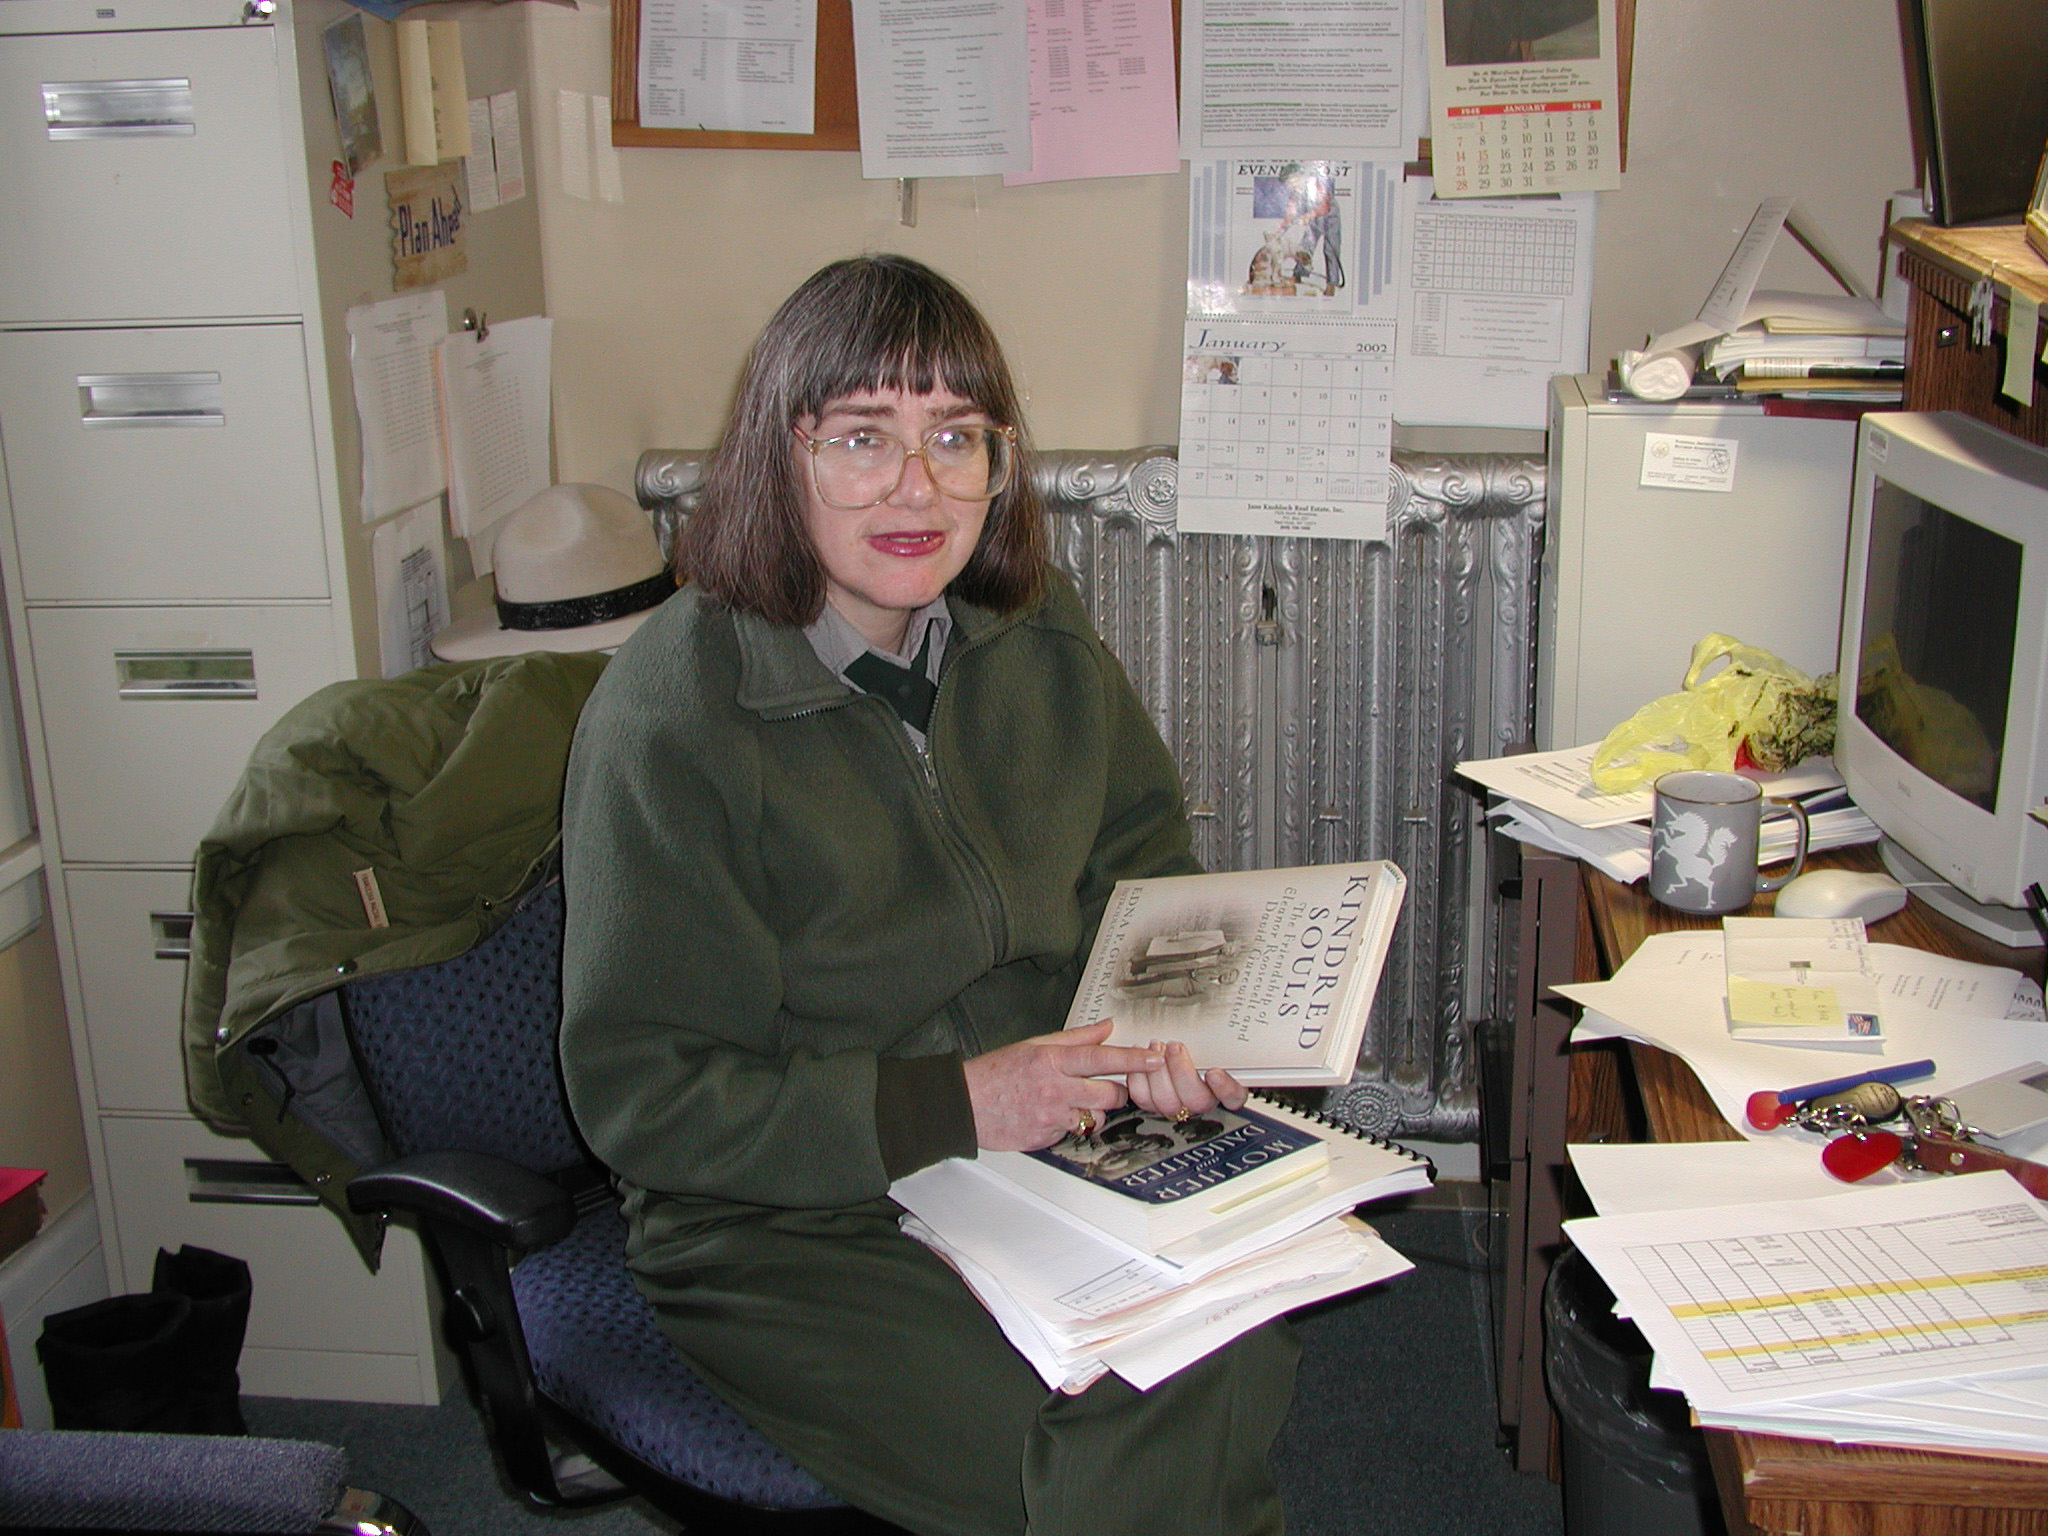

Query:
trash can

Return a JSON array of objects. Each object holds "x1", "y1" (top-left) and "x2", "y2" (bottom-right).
[{"x1": 1543, "y1": 1246, "x2": 1725, "y2": 1536}]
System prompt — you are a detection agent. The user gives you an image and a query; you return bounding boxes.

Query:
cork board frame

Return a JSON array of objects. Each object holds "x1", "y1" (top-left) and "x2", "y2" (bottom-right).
[
  {"x1": 610, "y1": 0, "x2": 860, "y2": 150},
  {"x1": 609, "y1": 0, "x2": 1628, "y2": 164}
]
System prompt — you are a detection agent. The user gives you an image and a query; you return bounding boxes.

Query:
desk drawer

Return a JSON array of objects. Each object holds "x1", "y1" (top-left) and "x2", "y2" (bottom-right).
[
  {"x1": 98, "y1": 1113, "x2": 445, "y2": 1403},
  {"x1": 27, "y1": 604, "x2": 345, "y2": 863},
  {"x1": 0, "y1": 24, "x2": 298, "y2": 322},
  {"x1": 0, "y1": 325, "x2": 329, "y2": 601},
  {"x1": 64, "y1": 866, "x2": 193, "y2": 1114}
]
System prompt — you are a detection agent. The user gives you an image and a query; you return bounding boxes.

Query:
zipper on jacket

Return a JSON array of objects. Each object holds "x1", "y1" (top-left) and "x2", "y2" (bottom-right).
[{"x1": 875, "y1": 679, "x2": 1010, "y2": 967}]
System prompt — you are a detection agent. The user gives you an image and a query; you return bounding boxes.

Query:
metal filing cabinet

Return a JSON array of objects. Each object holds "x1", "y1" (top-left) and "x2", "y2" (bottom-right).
[{"x1": 0, "y1": 0, "x2": 540, "y2": 1402}]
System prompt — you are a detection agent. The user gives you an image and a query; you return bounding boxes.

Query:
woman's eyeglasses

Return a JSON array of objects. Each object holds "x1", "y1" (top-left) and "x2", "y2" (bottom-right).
[{"x1": 796, "y1": 423, "x2": 1018, "y2": 510}]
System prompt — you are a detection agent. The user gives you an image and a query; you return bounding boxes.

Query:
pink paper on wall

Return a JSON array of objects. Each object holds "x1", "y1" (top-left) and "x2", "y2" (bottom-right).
[{"x1": 1004, "y1": 0, "x2": 1181, "y2": 185}]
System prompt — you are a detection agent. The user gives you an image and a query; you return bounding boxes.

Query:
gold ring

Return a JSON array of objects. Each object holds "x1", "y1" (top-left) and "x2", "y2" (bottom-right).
[
  {"x1": 1172, "y1": 1108, "x2": 1193, "y2": 1125},
  {"x1": 1075, "y1": 1108, "x2": 1097, "y2": 1138}
]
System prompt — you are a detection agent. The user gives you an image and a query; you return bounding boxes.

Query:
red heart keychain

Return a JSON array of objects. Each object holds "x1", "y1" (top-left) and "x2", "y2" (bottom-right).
[
  {"x1": 1746, "y1": 1090, "x2": 1799, "y2": 1131},
  {"x1": 1822, "y1": 1129, "x2": 1903, "y2": 1182}
]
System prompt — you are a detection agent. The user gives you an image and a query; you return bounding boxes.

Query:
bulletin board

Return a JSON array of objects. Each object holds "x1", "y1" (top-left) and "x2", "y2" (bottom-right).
[
  {"x1": 610, "y1": 0, "x2": 860, "y2": 150},
  {"x1": 609, "y1": 0, "x2": 1632, "y2": 164}
]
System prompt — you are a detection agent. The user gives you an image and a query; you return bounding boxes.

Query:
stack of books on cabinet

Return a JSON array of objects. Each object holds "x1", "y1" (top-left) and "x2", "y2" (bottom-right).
[{"x1": 1700, "y1": 293, "x2": 1905, "y2": 403}]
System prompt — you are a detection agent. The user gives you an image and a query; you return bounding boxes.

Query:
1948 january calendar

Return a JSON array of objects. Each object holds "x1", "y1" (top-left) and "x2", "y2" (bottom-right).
[{"x1": 1424, "y1": 0, "x2": 1623, "y2": 198}]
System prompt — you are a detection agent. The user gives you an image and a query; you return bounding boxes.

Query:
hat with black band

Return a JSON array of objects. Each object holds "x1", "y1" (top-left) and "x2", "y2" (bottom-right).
[{"x1": 432, "y1": 484, "x2": 676, "y2": 661}]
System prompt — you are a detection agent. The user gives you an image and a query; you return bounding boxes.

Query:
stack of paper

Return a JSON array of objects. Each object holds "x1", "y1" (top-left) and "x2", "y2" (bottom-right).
[
  {"x1": 1558, "y1": 929, "x2": 2048, "y2": 1152},
  {"x1": 891, "y1": 1103, "x2": 1431, "y2": 1392},
  {"x1": 1565, "y1": 1159, "x2": 2048, "y2": 1457},
  {"x1": 1457, "y1": 744, "x2": 1878, "y2": 885},
  {"x1": 1699, "y1": 292, "x2": 1905, "y2": 402}
]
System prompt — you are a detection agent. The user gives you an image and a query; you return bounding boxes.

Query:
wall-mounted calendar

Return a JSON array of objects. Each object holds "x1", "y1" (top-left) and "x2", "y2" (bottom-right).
[{"x1": 1424, "y1": 0, "x2": 1623, "y2": 198}]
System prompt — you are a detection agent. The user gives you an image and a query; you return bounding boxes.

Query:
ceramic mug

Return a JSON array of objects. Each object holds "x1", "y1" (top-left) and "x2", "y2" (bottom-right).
[{"x1": 1648, "y1": 769, "x2": 1810, "y2": 915}]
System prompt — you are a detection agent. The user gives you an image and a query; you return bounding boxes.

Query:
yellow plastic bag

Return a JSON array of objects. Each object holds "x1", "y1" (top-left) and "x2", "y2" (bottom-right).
[{"x1": 1588, "y1": 634, "x2": 1818, "y2": 794}]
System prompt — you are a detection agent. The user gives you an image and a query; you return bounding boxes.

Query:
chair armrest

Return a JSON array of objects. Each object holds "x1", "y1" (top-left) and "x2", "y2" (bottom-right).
[{"x1": 347, "y1": 1150, "x2": 575, "y2": 1252}]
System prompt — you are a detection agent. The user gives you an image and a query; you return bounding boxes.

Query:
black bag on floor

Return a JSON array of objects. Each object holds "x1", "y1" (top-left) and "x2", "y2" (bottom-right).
[
  {"x1": 36, "y1": 1245, "x2": 252, "y2": 1435},
  {"x1": 36, "y1": 1291, "x2": 197, "y2": 1433},
  {"x1": 152, "y1": 1244, "x2": 252, "y2": 1435}
]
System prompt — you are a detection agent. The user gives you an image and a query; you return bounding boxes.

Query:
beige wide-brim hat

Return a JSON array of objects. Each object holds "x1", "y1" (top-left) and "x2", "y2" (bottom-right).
[{"x1": 432, "y1": 483, "x2": 675, "y2": 661}]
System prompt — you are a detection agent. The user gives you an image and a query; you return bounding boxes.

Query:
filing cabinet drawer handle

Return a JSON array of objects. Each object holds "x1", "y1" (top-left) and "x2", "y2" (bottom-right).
[
  {"x1": 151, "y1": 910, "x2": 193, "y2": 962},
  {"x1": 42, "y1": 78, "x2": 197, "y2": 139},
  {"x1": 115, "y1": 649, "x2": 256, "y2": 700},
  {"x1": 78, "y1": 373, "x2": 224, "y2": 430},
  {"x1": 184, "y1": 1158, "x2": 319, "y2": 1207}
]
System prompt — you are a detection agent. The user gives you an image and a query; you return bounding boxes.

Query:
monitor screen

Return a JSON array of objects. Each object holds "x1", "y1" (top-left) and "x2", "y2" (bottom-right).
[{"x1": 1853, "y1": 477, "x2": 2021, "y2": 814}]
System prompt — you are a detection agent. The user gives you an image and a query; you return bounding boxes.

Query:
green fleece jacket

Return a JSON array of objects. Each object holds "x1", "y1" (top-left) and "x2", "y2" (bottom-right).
[
  {"x1": 182, "y1": 651, "x2": 609, "y2": 1257},
  {"x1": 558, "y1": 575, "x2": 1198, "y2": 1231}
]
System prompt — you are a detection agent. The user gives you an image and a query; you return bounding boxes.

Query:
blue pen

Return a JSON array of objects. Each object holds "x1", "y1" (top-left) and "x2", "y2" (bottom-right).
[{"x1": 1776, "y1": 1058, "x2": 1937, "y2": 1106}]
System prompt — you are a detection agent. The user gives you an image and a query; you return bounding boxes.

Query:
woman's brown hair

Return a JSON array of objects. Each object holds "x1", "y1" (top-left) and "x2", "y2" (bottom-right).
[{"x1": 680, "y1": 255, "x2": 1046, "y2": 624}]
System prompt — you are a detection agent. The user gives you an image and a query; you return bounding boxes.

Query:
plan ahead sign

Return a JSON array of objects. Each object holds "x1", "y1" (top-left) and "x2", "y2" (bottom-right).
[{"x1": 386, "y1": 163, "x2": 467, "y2": 290}]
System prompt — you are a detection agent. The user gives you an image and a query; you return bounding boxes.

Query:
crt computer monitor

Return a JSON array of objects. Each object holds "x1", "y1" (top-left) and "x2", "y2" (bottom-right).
[{"x1": 1836, "y1": 412, "x2": 2048, "y2": 947}]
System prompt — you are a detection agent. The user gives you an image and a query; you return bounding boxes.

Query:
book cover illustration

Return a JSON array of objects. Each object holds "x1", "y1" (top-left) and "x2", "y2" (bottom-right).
[
  {"x1": 1026, "y1": 1102, "x2": 1325, "y2": 1207},
  {"x1": 1068, "y1": 861, "x2": 1406, "y2": 1084}
]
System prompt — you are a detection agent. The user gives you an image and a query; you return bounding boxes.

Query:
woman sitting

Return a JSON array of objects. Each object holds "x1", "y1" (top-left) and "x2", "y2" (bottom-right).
[{"x1": 558, "y1": 254, "x2": 1298, "y2": 1536}]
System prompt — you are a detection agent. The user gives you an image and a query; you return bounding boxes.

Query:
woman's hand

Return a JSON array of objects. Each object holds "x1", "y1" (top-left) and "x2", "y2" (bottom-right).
[
  {"x1": 1127, "y1": 1038, "x2": 1247, "y2": 1121},
  {"x1": 963, "y1": 1021, "x2": 1163, "y2": 1151}
]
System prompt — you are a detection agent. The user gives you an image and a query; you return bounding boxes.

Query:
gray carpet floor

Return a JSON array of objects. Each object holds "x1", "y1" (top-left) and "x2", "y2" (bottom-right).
[{"x1": 244, "y1": 1204, "x2": 1562, "y2": 1536}]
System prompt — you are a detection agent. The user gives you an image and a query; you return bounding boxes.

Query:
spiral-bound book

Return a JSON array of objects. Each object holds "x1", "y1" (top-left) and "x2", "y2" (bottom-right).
[
  {"x1": 965, "y1": 1092, "x2": 1433, "y2": 1265},
  {"x1": 892, "y1": 1099, "x2": 1426, "y2": 1389},
  {"x1": 1067, "y1": 861, "x2": 1407, "y2": 1086}
]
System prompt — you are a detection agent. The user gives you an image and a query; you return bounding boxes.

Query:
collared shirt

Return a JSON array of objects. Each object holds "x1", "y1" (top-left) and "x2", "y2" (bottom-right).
[{"x1": 804, "y1": 597, "x2": 952, "y2": 743}]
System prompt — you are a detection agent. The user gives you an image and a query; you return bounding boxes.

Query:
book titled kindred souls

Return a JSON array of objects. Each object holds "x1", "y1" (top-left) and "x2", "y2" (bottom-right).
[{"x1": 1068, "y1": 861, "x2": 1406, "y2": 1087}]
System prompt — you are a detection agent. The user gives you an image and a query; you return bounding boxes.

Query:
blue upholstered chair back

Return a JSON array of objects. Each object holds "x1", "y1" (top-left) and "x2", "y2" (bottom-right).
[{"x1": 342, "y1": 878, "x2": 587, "y2": 1175}]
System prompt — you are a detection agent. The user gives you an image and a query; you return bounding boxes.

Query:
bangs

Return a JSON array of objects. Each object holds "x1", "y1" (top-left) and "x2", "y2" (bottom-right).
[{"x1": 780, "y1": 267, "x2": 1015, "y2": 424}]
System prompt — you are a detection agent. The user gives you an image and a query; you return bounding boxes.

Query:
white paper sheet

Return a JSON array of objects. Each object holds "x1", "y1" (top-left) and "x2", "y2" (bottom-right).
[
  {"x1": 490, "y1": 90, "x2": 527, "y2": 202},
  {"x1": 370, "y1": 499, "x2": 451, "y2": 677},
  {"x1": 1569, "y1": 1139, "x2": 1896, "y2": 1218},
  {"x1": 346, "y1": 291, "x2": 450, "y2": 523},
  {"x1": 435, "y1": 315, "x2": 553, "y2": 568},
  {"x1": 638, "y1": 0, "x2": 816, "y2": 134},
  {"x1": 556, "y1": 89, "x2": 591, "y2": 200},
  {"x1": 1179, "y1": 0, "x2": 1409, "y2": 157},
  {"x1": 1566, "y1": 1172, "x2": 2048, "y2": 1412},
  {"x1": 1562, "y1": 930, "x2": 2048, "y2": 1154},
  {"x1": 465, "y1": 97, "x2": 499, "y2": 213},
  {"x1": 1490, "y1": 796, "x2": 1876, "y2": 886},
  {"x1": 895, "y1": 1153, "x2": 1413, "y2": 1390},
  {"x1": 1454, "y1": 743, "x2": 1844, "y2": 830},
  {"x1": 592, "y1": 95, "x2": 625, "y2": 204},
  {"x1": 853, "y1": 0, "x2": 1031, "y2": 178},
  {"x1": 1393, "y1": 178, "x2": 1595, "y2": 429},
  {"x1": 458, "y1": 91, "x2": 526, "y2": 211}
]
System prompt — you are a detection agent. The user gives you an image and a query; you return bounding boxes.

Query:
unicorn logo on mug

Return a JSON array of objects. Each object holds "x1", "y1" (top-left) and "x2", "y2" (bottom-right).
[{"x1": 1653, "y1": 809, "x2": 1737, "y2": 903}]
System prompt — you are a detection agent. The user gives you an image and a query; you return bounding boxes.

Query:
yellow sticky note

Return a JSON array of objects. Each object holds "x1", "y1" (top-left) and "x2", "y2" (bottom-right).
[
  {"x1": 2005, "y1": 291, "x2": 2040, "y2": 407},
  {"x1": 1727, "y1": 976, "x2": 1842, "y2": 1027}
]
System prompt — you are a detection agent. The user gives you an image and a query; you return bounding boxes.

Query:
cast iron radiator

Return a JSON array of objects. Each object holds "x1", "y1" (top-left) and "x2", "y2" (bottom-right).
[{"x1": 636, "y1": 447, "x2": 1546, "y2": 1141}]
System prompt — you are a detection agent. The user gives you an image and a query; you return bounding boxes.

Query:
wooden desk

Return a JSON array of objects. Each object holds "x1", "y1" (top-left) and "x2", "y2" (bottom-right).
[{"x1": 1579, "y1": 846, "x2": 2048, "y2": 1536}]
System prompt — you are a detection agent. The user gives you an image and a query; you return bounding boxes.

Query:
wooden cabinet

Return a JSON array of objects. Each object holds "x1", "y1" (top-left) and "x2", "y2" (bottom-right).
[{"x1": 1892, "y1": 218, "x2": 2048, "y2": 449}]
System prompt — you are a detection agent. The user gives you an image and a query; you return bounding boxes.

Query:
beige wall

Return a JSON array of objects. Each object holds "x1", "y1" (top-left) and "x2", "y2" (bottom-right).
[
  {"x1": 533, "y1": 0, "x2": 1916, "y2": 490},
  {"x1": 0, "y1": 902, "x2": 90, "y2": 1219},
  {"x1": 1592, "y1": 0, "x2": 1917, "y2": 372}
]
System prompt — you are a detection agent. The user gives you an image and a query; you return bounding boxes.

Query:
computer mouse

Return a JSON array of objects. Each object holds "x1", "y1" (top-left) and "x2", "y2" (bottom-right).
[{"x1": 1773, "y1": 869, "x2": 1909, "y2": 922}]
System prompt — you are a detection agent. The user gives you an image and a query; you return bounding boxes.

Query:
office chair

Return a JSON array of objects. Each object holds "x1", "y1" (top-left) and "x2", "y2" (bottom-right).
[
  {"x1": 0, "y1": 1427, "x2": 425, "y2": 1533},
  {"x1": 338, "y1": 873, "x2": 899, "y2": 1533}
]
